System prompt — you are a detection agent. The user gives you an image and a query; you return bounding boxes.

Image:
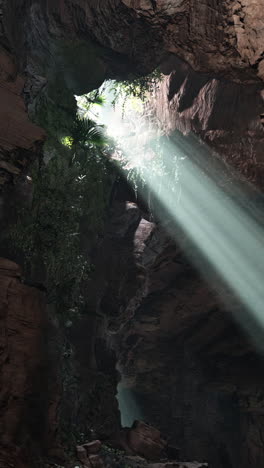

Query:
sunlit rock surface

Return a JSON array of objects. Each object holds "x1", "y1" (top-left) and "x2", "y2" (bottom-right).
[{"x1": 150, "y1": 57, "x2": 264, "y2": 189}]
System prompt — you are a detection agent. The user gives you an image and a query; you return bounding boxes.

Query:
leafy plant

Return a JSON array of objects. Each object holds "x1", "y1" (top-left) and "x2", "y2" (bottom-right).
[
  {"x1": 110, "y1": 69, "x2": 162, "y2": 106},
  {"x1": 68, "y1": 116, "x2": 106, "y2": 149},
  {"x1": 77, "y1": 69, "x2": 162, "y2": 123},
  {"x1": 10, "y1": 71, "x2": 162, "y2": 315},
  {"x1": 9, "y1": 114, "x2": 115, "y2": 316}
]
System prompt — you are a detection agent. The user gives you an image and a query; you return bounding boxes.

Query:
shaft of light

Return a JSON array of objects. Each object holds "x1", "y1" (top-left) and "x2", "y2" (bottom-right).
[
  {"x1": 81, "y1": 87, "x2": 264, "y2": 351},
  {"x1": 145, "y1": 139, "x2": 264, "y2": 349}
]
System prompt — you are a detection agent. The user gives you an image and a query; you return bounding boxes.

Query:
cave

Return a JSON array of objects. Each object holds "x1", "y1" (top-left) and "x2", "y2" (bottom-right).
[{"x1": 0, "y1": 1, "x2": 264, "y2": 468}]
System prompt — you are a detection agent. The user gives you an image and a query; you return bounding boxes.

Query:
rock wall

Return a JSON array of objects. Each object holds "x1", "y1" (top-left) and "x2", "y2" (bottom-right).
[
  {"x1": 14, "y1": 0, "x2": 263, "y2": 82},
  {"x1": 122, "y1": 0, "x2": 264, "y2": 81},
  {"x1": 0, "y1": 258, "x2": 47, "y2": 466},
  {"x1": 0, "y1": 46, "x2": 45, "y2": 188}
]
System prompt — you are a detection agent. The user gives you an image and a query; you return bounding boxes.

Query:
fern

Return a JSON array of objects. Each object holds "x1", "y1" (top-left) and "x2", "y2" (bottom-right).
[
  {"x1": 9, "y1": 112, "x2": 116, "y2": 317},
  {"x1": 69, "y1": 116, "x2": 106, "y2": 148}
]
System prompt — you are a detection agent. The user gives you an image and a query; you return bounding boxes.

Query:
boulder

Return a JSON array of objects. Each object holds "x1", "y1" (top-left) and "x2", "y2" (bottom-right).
[
  {"x1": 77, "y1": 443, "x2": 105, "y2": 467},
  {"x1": 0, "y1": 257, "x2": 22, "y2": 277},
  {"x1": 127, "y1": 420, "x2": 167, "y2": 460},
  {"x1": 76, "y1": 445, "x2": 89, "y2": 465},
  {"x1": 83, "y1": 440, "x2": 102, "y2": 455},
  {"x1": 88, "y1": 454, "x2": 105, "y2": 468}
]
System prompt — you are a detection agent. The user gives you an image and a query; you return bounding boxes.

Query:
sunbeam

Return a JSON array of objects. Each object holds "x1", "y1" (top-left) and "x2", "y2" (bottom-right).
[{"x1": 78, "y1": 84, "x2": 264, "y2": 351}]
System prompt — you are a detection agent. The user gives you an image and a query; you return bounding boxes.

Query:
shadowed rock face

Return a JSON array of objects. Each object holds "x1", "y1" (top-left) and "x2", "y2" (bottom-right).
[
  {"x1": 13, "y1": 0, "x2": 263, "y2": 81},
  {"x1": 2, "y1": 0, "x2": 264, "y2": 95},
  {"x1": 0, "y1": 258, "x2": 48, "y2": 466},
  {"x1": 0, "y1": 47, "x2": 45, "y2": 187}
]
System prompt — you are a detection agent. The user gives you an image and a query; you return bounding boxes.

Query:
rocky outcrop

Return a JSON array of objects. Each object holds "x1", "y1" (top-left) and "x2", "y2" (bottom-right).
[
  {"x1": 12, "y1": 0, "x2": 263, "y2": 83},
  {"x1": 121, "y1": 0, "x2": 264, "y2": 81},
  {"x1": 126, "y1": 420, "x2": 167, "y2": 460},
  {"x1": 150, "y1": 57, "x2": 264, "y2": 188},
  {"x1": 77, "y1": 439, "x2": 104, "y2": 468},
  {"x1": 0, "y1": 47, "x2": 45, "y2": 187}
]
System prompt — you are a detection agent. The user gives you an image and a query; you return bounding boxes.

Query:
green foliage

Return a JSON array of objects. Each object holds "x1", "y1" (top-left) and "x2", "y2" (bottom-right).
[
  {"x1": 76, "y1": 90, "x2": 106, "y2": 122},
  {"x1": 10, "y1": 116, "x2": 115, "y2": 315},
  {"x1": 11, "y1": 69, "x2": 162, "y2": 316},
  {"x1": 77, "y1": 69, "x2": 162, "y2": 123},
  {"x1": 109, "y1": 69, "x2": 162, "y2": 107},
  {"x1": 68, "y1": 115, "x2": 106, "y2": 149},
  {"x1": 81, "y1": 90, "x2": 106, "y2": 107}
]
